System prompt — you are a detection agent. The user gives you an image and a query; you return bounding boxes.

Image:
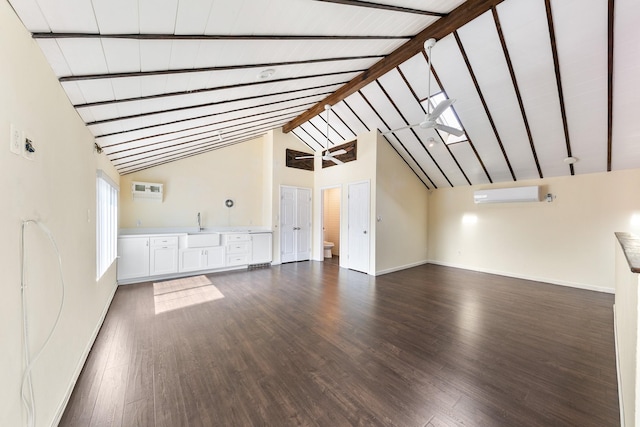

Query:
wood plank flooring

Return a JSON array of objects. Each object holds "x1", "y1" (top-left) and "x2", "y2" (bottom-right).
[{"x1": 60, "y1": 260, "x2": 620, "y2": 426}]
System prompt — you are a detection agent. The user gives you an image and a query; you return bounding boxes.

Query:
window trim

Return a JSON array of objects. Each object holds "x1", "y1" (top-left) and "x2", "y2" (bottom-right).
[{"x1": 96, "y1": 170, "x2": 119, "y2": 280}]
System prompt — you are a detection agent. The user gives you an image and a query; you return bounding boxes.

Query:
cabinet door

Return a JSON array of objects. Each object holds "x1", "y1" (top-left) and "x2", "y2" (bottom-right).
[
  {"x1": 150, "y1": 246, "x2": 178, "y2": 276},
  {"x1": 203, "y1": 246, "x2": 225, "y2": 269},
  {"x1": 179, "y1": 249, "x2": 204, "y2": 272},
  {"x1": 117, "y1": 237, "x2": 150, "y2": 281},
  {"x1": 251, "y1": 233, "x2": 272, "y2": 264}
]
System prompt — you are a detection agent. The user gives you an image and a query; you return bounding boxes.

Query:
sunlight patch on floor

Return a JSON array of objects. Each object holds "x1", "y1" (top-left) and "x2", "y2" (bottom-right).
[{"x1": 153, "y1": 275, "x2": 224, "y2": 314}]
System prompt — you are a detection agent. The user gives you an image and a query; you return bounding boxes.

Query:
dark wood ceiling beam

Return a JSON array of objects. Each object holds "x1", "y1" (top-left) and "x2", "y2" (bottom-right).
[
  {"x1": 87, "y1": 90, "x2": 333, "y2": 126},
  {"x1": 283, "y1": 0, "x2": 506, "y2": 133},
  {"x1": 453, "y1": 30, "x2": 516, "y2": 181},
  {"x1": 544, "y1": 0, "x2": 574, "y2": 176},
  {"x1": 419, "y1": 50, "x2": 493, "y2": 184},
  {"x1": 119, "y1": 136, "x2": 262, "y2": 175},
  {"x1": 60, "y1": 55, "x2": 379, "y2": 82},
  {"x1": 358, "y1": 90, "x2": 436, "y2": 188},
  {"x1": 106, "y1": 108, "x2": 307, "y2": 153},
  {"x1": 492, "y1": 7, "x2": 542, "y2": 179},
  {"x1": 33, "y1": 32, "x2": 409, "y2": 41},
  {"x1": 110, "y1": 114, "x2": 298, "y2": 160},
  {"x1": 607, "y1": 0, "x2": 615, "y2": 172},
  {"x1": 76, "y1": 78, "x2": 347, "y2": 109},
  {"x1": 94, "y1": 97, "x2": 319, "y2": 139},
  {"x1": 375, "y1": 79, "x2": 453, "y2": 187},
  {"x1": 311, "y1": 0, "x2": 445, "y2": 17}
]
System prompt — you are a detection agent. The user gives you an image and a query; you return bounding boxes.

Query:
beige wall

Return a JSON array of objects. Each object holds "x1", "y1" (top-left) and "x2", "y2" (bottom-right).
[
  {"x1": 120, "y1": 137, "x2": 266, "y2": 229},
  {"x1": 323, "y1": 188, "x2": 341, "y2": 255},
  {"x1": 428, "y1": 169, "x2": 640, "y2": 292},
  {"x1": 375, "y1": 134, "x2": 429, "y2": 274},
  {"x1": 0, "y1": 3, "x2": 119, "y2": 426}
]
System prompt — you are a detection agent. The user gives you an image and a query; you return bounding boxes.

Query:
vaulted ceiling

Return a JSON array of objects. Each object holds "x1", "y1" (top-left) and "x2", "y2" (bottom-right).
[{"x1": 7, "y1": 0, "x2": 640, "y2": 187}]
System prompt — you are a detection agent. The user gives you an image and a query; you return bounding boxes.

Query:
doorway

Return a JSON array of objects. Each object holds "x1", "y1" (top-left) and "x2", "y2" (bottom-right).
[{"x1": 321, "y1": 186, "x2": 341, "y2": 262}]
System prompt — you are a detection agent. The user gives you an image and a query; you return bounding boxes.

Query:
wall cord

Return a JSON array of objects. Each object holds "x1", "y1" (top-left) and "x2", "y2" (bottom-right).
[{"x1": 21, "y1": 220, "x2": 66, "y2": 427}]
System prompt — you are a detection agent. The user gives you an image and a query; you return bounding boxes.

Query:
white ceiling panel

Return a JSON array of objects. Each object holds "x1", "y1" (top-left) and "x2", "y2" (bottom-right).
[
  {"x1": 92, "y1": 0, "x2": 139, "y2": 34},
  {"x1": 397, "y1": 52, "x2": 438, "y2": 100},
  {"x1": 76, "y1": 79, "x2": 115, "y2": 105},
  {"x1": 60, "y1": 82, "x2": 87, "y2": 105},
  {"x1": 140, "y1": 41, "x2": 173, "y2": 72},
  {"x1": 35, "y1": 40, "x2": 72, "y2": 77},
  {"x1": 110, "y1": 78, "x2": 142, "y2": 102},
  {"x1": 331, "y1": 102, "x2": 371, "y2": 137},
  {"x1": 457, "y1": 11, "x2": 539, "y2": 181},
  {"x1": 9, "y1": 0, "x2": 49, "y2": 32},
  {"x1": 496, "y1": 0, "x2": 569, "y2": 178},
  {"x1": 139, "y1": 0, "x2": 178, "y2": 34},
  {"x1": 550, "y1": 0, "x2": 608, "y2": 175},
  {"x1": 449, "y1": 142, "x2": 491, "y2": 185},
  {"x1": 611, "y1": 0, "x2": 640, "y2": 170},
  {"x1": 33, "y1": 0, "x2": 98, "y2": 32},
  {"x1": 102, "y1": 39, "x2": 141, "y2": 73},
  {"x1": 56, "y1": 39, "x2": 109, "y2": 75},
  {"x1": 174, "y1": 0, "x2": 214, "y2": 34}
]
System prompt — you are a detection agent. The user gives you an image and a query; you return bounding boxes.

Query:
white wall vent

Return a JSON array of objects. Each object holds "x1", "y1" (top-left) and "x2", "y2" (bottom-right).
[
  {"x1": 132, "y1": 181, "x2": 163, "y2": 201},
  {"x1": 473, "y1": 186, "x2": 540, "y2": 204}
]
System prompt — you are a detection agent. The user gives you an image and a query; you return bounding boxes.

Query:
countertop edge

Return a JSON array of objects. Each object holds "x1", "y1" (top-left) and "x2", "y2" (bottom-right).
[{"x1": 615, "y1": 232, "x2": 640, "y2": 274}]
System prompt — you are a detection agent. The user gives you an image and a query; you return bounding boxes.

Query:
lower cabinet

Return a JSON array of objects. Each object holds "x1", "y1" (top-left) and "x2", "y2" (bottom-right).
[
  {"x1": 179, "y1": 246, "x2": 225, "y2": 272},
  {"x1": 117, "y1": 237, "x2": 150, "y2": 281},
  {"x1": 150, "y1": 236, "x2": 178, "y2": 276},
  {"x1": 251, "y1": 233, "x2": 272, "y2": 264}
]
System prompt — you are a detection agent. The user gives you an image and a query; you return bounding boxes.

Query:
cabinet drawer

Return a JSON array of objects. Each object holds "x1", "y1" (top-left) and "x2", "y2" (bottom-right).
[
  {"x1": 226, "y1": 254, "x2": 249, "y2": 266},
  {"x1": 150, "y1": 236, "x2": 178, "y2": 247},
  {"x1": 224, "y1": 233, "x2": 250, "y2": 243},
  {"x1": 226, "y1": 242, "x2": 250, "y2": 254}
]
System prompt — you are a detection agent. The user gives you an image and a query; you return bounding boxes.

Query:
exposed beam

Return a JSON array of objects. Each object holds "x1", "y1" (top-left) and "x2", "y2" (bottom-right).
[
  {"x1": 283, "y1": 0, "x2": 505, "y2": 133},
  {"x1": 311, "y1": 0, "x2": 445, "y2": 17},
  {"x1": 544, "y1": 0, "x2": 574, "y2": 176},
  {"x1": 607, "y1": 0, "x2": 615, "y2": 172},
  {"x1": 60, "y1": 55, "x2": 380, "y2": 82},
  {"x1": 32, "y1": 32, "x2": 409, "y2": 41}
]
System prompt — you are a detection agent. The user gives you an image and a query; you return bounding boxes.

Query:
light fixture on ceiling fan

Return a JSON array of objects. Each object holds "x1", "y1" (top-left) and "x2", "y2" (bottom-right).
[
  {"x1": 296, "y1": 105, "x2": 346, "y2": 165},
  {"x1": 383, "y1": 38, "x2": 464, "y2": 137}
]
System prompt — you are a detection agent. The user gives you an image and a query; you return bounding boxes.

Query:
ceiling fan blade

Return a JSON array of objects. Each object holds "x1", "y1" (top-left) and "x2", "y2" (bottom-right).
[
  {"x1": 382, "y1": 123, "x2": 420, "y2": 135},
  {"x1": 427, "y1": 98, "x2": 455, "y2": 121},
  {"x1": 433, "y1": 124, "x2": 464, "y2": 137},
  {"x1": 329, "y1": 157, "x2": 344, "y2": 165},
  {"x1": 329, "y1": 149, "x2": 347, "y2": 156},
  {"x1": 295, "y1": 155, "x2": 315, "y2": 159}
]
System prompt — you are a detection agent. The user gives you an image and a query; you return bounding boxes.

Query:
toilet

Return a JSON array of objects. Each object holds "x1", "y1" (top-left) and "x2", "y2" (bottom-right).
[{"x1": 323, "y1": 241, "x2": 335, "y2": 258}]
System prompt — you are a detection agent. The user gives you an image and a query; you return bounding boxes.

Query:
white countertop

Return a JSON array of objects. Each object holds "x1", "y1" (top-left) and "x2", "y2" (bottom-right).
[{"x1": 119, "y1": 226, "x2": 272, "y2": 236}]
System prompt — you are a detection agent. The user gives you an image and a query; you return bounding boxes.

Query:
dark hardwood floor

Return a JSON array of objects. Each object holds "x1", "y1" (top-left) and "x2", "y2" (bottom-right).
[{"x1": 60, "y1": 261, "x2": 619, "y2": 427}]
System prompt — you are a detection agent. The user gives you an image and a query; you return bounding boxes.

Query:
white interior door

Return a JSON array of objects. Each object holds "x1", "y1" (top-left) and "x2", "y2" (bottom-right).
[
  {"x1": 280, "y1": 186, "x2": 312, "y2": 263},
  {"x1": 348, "y1": 181, "x2": 370, "y2": 273}
]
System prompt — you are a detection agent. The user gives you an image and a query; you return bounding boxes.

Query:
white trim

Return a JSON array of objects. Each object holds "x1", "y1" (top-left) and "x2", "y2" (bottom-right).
[
  {"x1": 96, "y1": 169, "x2": 119, "y2": 190},
  {"x1": 375, "y1": 260, "x2": 429, "y2": 276},
  {"x1": 52, "y1": 280, "x2": 118, "y2": 426},
  {"x1": 427, "y1": 260, "x2": 615, "y2": 294},
  {"x1": 613, "y1": 304, "x2": 626, "y2": 427}
]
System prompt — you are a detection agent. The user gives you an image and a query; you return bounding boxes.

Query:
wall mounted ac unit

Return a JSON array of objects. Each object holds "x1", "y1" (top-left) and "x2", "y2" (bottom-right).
[
  {"x1": 132, "y1": 181, "x2": 163, "y2": 201},
  {"x1": 473, "y1": 186, "x2": 540, "y2": 204}
]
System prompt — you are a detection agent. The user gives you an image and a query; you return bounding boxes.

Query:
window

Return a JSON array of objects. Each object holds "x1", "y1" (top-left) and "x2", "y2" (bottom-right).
[
  {"x1": 96, "y1": 170, "x2": 118, "y2": 279},
  {"x1": 421, "y1": 92, "x2": 467, "y2": 144}
]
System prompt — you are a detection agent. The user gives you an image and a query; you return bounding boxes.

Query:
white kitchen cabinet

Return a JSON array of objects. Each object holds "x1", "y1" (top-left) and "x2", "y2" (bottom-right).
[
  {"x1": 224, "y1": 234, "x2": 251, "y2": 266},
  {"x1": 117, "y1": 237, "x2": 150, "y2": 281},
  {"x1": 179, "y1": 247, "x2": 225, "y2": 272},
  {"x1": 150, "y1": 236, "x2": 178, "y2": 276},
  {"x1": 251, "y1": 233, "x2": 272, "y2": 264}
]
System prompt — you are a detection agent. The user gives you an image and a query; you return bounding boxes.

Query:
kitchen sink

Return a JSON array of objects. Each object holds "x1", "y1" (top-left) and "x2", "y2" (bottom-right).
[{"x1": 186, "y1": 232, "x2": 220, "y2": 248}]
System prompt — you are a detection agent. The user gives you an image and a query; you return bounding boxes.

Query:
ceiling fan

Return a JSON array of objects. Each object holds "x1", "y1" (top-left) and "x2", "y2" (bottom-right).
[
  {"x1": 383, "y1": 38, "x2": 464, "y2": 137},
  {"x1": 296, "y1": 105, "x2": 346, "y2": 165}
]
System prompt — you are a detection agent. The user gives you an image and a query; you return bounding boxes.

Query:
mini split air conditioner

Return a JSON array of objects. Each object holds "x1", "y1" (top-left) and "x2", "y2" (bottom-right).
[{"x1": 473, "y1": 186, "x2": 540, "y2": 204}]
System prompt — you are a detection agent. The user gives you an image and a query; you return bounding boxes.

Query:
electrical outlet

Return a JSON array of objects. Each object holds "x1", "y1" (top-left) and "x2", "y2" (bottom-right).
[
  {"x1": 9, "y1": 124, "x2": 21, "y2": 155},
  {"x1": 23, "y1": 135, "x2": 35, "y2": 161}
]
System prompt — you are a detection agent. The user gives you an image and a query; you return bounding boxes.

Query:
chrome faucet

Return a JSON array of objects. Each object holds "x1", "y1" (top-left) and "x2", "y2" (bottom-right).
[{"x1": 197, "y1": 212, "x2": 203, "y2": 231}]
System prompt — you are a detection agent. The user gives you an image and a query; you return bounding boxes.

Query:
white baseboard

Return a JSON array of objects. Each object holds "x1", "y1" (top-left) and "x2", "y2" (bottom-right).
[
  {"x1": 427, "y1": 259, "x2": 614, "y2": 294},
  {"x1": 613, "y1": 304, "x2": 625, "y2": 427},
  {"x1": 375, "y1": 260, "x2": 429, "y2": 276},
  {"x1": 51, "y1": 280, "x2": 118, "y2": 426}
]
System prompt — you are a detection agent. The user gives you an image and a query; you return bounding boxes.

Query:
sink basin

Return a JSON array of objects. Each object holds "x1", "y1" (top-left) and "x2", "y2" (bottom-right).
[{"x1": 186, "y1": 232, "x2": 220, "y2": 248}]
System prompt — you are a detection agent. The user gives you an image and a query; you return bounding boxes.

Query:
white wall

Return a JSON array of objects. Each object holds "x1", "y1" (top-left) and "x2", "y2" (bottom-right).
[
  {"x1": 375, "y1": 134, "x2": 429, "y2": 274},
  {"x1": 0, "y1": 3, "x2": 119, "y2": 426},
  {"x1": 119, "y1": 137, "x2": 265, "y2": 229},
  {"x1": 428, "y1": 169, "x2": 640, "y2": 292}
]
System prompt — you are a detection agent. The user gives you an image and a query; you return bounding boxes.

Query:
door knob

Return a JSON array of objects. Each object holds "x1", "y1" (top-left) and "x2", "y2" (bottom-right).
[{"x1": 363, "y1": 230, "x2": 367, "y2": 234}]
